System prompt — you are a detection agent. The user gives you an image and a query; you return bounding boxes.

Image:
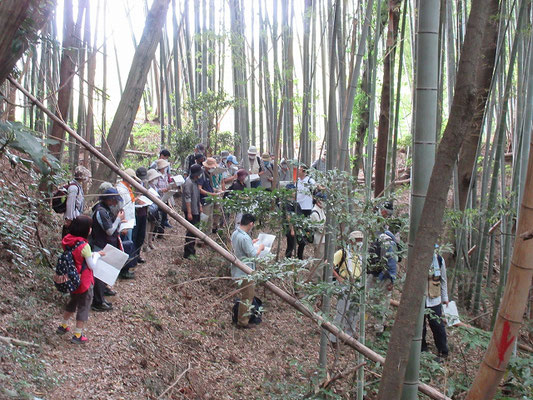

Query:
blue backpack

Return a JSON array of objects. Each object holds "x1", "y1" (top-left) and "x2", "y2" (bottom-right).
[{"x1": 54, "y1": 241, "x2": 86, "y2": 293}]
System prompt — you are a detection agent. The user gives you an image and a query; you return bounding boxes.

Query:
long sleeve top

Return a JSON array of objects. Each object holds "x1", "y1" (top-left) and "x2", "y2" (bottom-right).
[
  {"x1": 426, "y1": 254, "x2": 449, "y2": 307},
  {"x1": 230, "y1": 227, "x2": 257, "y2": 279},
  {"x1": 64, "y1": 180, "x2": 84, "y2": 221},
  {"x1": 377, "y1": 230, "x2": 398, "y2": 282}
]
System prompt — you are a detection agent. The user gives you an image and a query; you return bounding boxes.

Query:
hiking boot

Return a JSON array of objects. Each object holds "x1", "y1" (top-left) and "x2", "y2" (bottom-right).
[
  {"x1": 92, "y1": 302, "x2": 113, "y2": 312},
  {"x1": 71, "y1": 335, "x2": 88, "y2": 344},
  {"x1": 56, "y1": 325, "x2": 70, "y2": 335},
  {"x1": 137, "y1": 257, "x2": 146, "y2": 264},
  {"x1": 104, "y1": 288, "x2": 116, "y2": 296},
  {"x1": 119, "y1": 271, "x2": 135, "y2": 280}
]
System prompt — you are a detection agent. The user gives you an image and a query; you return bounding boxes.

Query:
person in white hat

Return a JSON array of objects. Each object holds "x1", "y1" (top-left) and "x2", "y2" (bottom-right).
[
  {"x1": 329, "y1": 230, "x2": 364, "y2": 344},
  {"x1": 144, "y1": 169, "x2": 163, "y2": 250},
  {"x1": 244, "y1": 145, "x2": 263, "y2": 188},
  {"x1": 154, "y1": 158, "x2": 172, "y2": 230},
  {"x1": 116, "y1": 168, "x2": 141, "y2": 241}
]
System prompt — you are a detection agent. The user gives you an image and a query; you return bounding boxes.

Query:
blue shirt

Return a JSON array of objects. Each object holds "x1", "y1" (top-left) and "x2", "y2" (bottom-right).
[
  {"x1": 230, "y1": 227, "x2": 257, "y2": 279},
  {"x1": 378, "y1": 230, "x2": 398, "y2": 282}
]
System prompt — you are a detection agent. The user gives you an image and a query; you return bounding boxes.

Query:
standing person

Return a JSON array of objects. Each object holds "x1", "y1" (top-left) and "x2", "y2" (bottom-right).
[
  {"x1": 155, "y1": 158, "x2": 172, "y2": 231},
  {"x1": 182, "y1": 164, "x2": 203, "y2": 259},
  {"x1": 309, "y1": 192, "x2": 326, "y2": 282},
  {"x1": 283, "y1": 184, "x2": 297, "y2": 258},
  {"x1": 198, "y1": 157, "x2": 223, "y2": 233},
  {"x1": 227, "y1": 169, "x2": 248, "y2": 227},
  {"x1": 278, "y1": 159, "x2": 293, "y2": 182},
  {"x1": 295, "y1": 165, "x2": 315, "y2": 259},
  {"x1": 62, "y1": 166, "x2": 91, "y2": 237},
  {"x1": 244, "y1": 146, "x2": 263, "y2": 188},
  {"x1": 55, "y1": 215, "x2": 103, "y2": 344},
  {"x1": 132, "y1": 167, "x2": 149, "y2": 263},
  {"x1": 311, "y1": 149, "x2": 327, "y2": 172},
  {"x1": 150, "y1": 149, "x2": 171, "y2": 175},
  {"x1": 230, "y1": 213, "x2": 264, "y2": 329},
  {"x1": 185, "y1": 144, "x2": 206, "y2": 176},
  {"x1": 219, "y1": 150, "x2": 229, "y2": 167},
  {"x1": 90, "y1": 188, "x2": 128, "y2": 311},
  {"x1": 221, "y1": 155, "x2": 239, "y2": 190},
  {"x1": 259, "y1": 152, "x2": 274, "y2": 190},
  {"x1": 329, "y1": 230, "x2": 364, "y2": 344},
  {"x1": 366, "y1": 228, "x2": 399, "y2": 333},
  {"x1": 145, "y1": 169, "x2": 162, "y2": 251},
  {"x1": 422, "y1": 245, "x2": 450, "y2": 360},
  {"x1": 116, "y1": 168, "x2": 141, "y2": 241}
]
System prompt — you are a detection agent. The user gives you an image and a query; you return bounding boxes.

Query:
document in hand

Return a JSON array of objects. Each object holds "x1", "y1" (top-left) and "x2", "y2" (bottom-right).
[
  {"x1": 443, "y1": 301, "x2": 461, "y2": 327},
  {"x1": 172, "y1": 175, "x2": 185, "y2": 186},
  {"x1": 249, "y1": 173, "x2": 260, "y2": 182},
  {"x1": 119, "y1": 219, "x2": 135, "y2": 231},
  {"x1": 254, "y1": 233, "x2": 276, "y2": 257},
  {"x1": 135, "y1": 195, "x2": 153, "y2": 208},
  {"x1": 92, "y1": 244, "x2": 129, "y2": 286},
  {"x1": 161, "y1": 190, "x2": 177, "y2": 203}
]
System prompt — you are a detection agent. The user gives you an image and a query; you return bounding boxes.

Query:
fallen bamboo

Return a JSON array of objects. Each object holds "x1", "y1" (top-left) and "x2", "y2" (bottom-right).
[
  {"x1": 0, "y1": 335, "x2": 39, "y2": 348},
  {"x1": 9, "y1": 76, "x2": 450, "y2": 400}
]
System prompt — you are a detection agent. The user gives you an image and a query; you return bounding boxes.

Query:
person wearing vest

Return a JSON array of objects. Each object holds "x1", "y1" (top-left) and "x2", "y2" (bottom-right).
[
  {"x1": 90, "y1": 188, "x2": 127, "y2": 311},
  {"x1": 295, "y1": 164, "x2": 315, "y2": 259},
  {"x1": 245, "y1": 146, "x2": 263, "y2": 188},
  {"x1": 198, "y1": 157, "x2": 223, "y2": 233},
  {"x1": 329, "y1": 230, "x2": 364, "y2": 344},
  {"x1": 62, "y1": 165, "x2": 91, "y2": 238},
  {"x1": 259, "y1": 152, "x2": 274, "y2": 190},
  {"x1": 422, "y1": 245, "x2": 450, "y2": 359}
]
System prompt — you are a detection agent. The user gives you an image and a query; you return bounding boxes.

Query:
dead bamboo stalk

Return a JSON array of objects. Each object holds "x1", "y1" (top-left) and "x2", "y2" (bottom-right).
[
  {"x1": 9, "y1": 76, "x2": 449, "y2": 400},
  {"x1": 0, "y1": 335, "x2": 39, "y2": 348}
]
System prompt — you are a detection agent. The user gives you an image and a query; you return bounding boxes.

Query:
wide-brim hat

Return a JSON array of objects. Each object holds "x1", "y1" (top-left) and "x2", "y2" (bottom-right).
[
  {"x1": 124, "y1": 168, "x2": 141, "y2": 183},
  {"x1": 136, "y1": 167, "x2": 148, "y2": 181},
  {"x1": 247, "y1": 146, "x2": 258, "y2": 155},
  {"x1": 203, "y1": 157, "x2": 218, "y2": 169},
  {"x1": 349, "y1": 230, "x2": 364, "y2": 241},
  {"x1": 261, "y1": 152, "x2": 271, "y2": 161},
  {"x1": 74, "y1": 165, "x2": 91, "y2": 181},
  {"x1": 100, "y1": 187, "x2": 122, "y2": 203},
  {"x1": 190, "y1": 164, "x2": 203, "y2": 178},
  {"x1": 220, "y1": 150, "x2": 229, "y2": 159},
  {"x1": 156, "y1": 159, "x2": 170, "y2": 170},
  {"x1": 146, "y1": 169, "x2": 162, "y2": 182}
]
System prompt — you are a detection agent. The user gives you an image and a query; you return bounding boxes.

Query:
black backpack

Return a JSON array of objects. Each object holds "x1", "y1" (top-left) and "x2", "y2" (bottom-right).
[
  {"x1": 51, "y1": 183, "x2": 79, "y2": 214},
  {"x1": 54, "y1": 241, "x2": 87, "y2": 293},
  {"x1": 367, "y1": 233, "x2": 402, "y2": 273},
  {"x1": 232, "y1": 296, "x2": 263, "y2": 325}
]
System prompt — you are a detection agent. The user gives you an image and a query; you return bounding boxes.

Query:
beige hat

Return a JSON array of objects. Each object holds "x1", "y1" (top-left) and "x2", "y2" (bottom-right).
[
  {"x1": 261, "y1": 152, "x2": 271, "y2": 162},
  {"x1": 124, "y1": 168, "x2": 141, "y2": 183},
  {"x1": 248, "y1": 146, "x2": 258, "y2": 155},
  {"x1": 156, "y1": 159, "x2": 170, "y2": 170},
  {"x1": 202, "y1": 157, "x2": 218, "y2": 169},
  {"x1": 349, "y1": 231, "x2": 364, "y2": 241},
  {"x1": 74, "y1": 165, "x2": 91, "y2": 181},
  {"x1": 146, "y1": 168, "x2": 162, "y2": 182}
]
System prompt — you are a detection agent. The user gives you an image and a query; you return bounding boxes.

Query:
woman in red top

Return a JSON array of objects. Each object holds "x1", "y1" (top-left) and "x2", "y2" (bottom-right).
[{"x1": 55, "y1": 215, "x2": 104, "y2": 344}]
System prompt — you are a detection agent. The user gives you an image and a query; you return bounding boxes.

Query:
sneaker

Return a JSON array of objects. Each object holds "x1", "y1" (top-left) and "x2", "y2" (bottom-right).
[
  {"x1": 137, "y1": 257, "x2": 146, "y2": 264},
  {"x1": 92, "y1": 302, "x2": 113, "y2": 312},
  {"x1": 56, "y1": 325, "x2": 70, "y2": 335},
  {"x1": 71, "y1": 335, "x2": 88, "y2": 344},
  {"x1": 118, "y1": 271, "x2": 135, "y2": 280},
  {"x1": 104, "y1": 288, "x2": 116, "y2": 296}
]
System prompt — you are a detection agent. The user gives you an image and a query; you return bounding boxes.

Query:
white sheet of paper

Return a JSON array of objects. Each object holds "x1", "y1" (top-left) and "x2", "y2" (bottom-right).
[
  {"x1": 211, "y1": 167, "x2": 227, "y2": 175},
  {"x1": 443, "y1": 300, "x2": 461, "y2": 327},
  {"x1": 135, "y1": 195, "x2": 153, "y2": 208},
  {"x1": 92, "y1": 244, "x2": 129, "y2": 286},
  {"x1": 148, "y1": 188, "x2": 160, "y2": 198},
  {"x1": 279, "y1": 181, "x2": 294, "y2": 188},
  {"x1": 200, "y1": 212, "x2": 209, "y2": 222},
  {"x1": 161, "y1": 190, "x2": 177, "y2": 203},
  {"x1": 249, "y1": 173, "x2": 260, "y2": 182},
  {"x1": 254, "y1": 233, "x2": 276, "y2": 257},
  {"x1": 172, "y1": 175, "x2": 185, "y2": 186},
  {"x1": 119, "y1": 219, "x2": 135, "y2": 231}
]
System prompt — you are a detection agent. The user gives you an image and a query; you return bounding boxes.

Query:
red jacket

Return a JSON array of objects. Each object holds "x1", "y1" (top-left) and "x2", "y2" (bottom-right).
[{"x1": 62, "y1": 234, "x2": 94, "y2": 294}]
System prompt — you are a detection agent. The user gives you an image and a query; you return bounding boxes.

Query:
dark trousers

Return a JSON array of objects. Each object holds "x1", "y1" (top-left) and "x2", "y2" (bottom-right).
[
  {"x1": 422, "y1": 304, "x2": 449, "y2": 356},
  {"x1": 132, "y1": 214, "x2": 147, "y2": 260},
  {"x1": 297, "y1": 209, "x2": 312, "y2": 260},
  {"x1": 119, "y1": 235, "x2": 137, "y2": 273},
  {"x1": 184, "y1": 214, "x2": 200, "y2": 259},
  {"x1": 93, "y1": 278, "x2": 106, "y2": 305},
  {"x1": 285, "y1": 232, "x2": 296, "y2": 258}
]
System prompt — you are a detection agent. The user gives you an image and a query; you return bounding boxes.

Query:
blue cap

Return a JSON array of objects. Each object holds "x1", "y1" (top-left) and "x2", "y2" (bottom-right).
[
  {"x1": 100, "y1": 188, "x2": 122, "y2": 203},
  {"x1": 227, "y1": 155, "x2": 238, "y2": 165}
]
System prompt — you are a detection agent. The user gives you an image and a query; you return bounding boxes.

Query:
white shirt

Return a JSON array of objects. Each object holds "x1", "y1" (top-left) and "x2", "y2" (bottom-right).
[
  {"x1": 426, "y1": 254, "x2": 449, "y2": 307},
  {"x1": 296, "y1": 176, "x2": 315, "y2": 210},
  {"x1": 116, "y1": 181, "x2": 136, "y2": 227},
  {"x1": 310, "y1": 204, "x2": 326, "y2": 244}
]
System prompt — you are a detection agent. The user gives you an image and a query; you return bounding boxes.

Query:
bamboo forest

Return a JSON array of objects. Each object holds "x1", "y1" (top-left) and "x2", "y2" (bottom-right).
[{"x1": 0, "y1": 0, "x2": 532, "y2": 399}]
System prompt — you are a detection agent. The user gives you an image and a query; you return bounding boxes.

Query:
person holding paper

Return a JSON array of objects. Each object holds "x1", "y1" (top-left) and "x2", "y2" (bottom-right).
[
  {"x1": 309, "y1": 192, "x2": 327, "y2": 282},
  {"x1": 198, "y1": 157, "x2": 223, "y2": 234},
  {"x1": 259, "y1": 153, "x2": 274, "y2": 190},
  {"x1": 116, "y1": 168, "x2": 141, "y2": 241},
  {"x1": 55, "y1": 215, "x2": 104, "y2": 344},
  {"x1": 244, "y1": 146, "x2": 263, "y2": 189},
  {"x1": 295, "y1": 164, "x2": 315, "y2": 259},
  {"x1": 155, "y1": 159, "x2": 172, "y2": 231},
  {"x1": 422, "y1": 245, "x2": 450, "y2": 360},
  {"x1": 132, "y1": 167, "x2": 149, "y2": 264},
  {"x1": 230, "y1": 213, "x2": 264, "y2": 329},
  {"x1": 182, "y1": 164, "x2": 203, "y2": 259},
  {"x1": 90, "y1": 188, "x2": 128, "y2": 311}
]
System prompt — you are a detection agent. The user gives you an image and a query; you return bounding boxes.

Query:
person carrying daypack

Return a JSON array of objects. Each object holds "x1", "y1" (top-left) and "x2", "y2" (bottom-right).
[{"x1": 54, "y1": 215, "x2": 104, "y2": 344}]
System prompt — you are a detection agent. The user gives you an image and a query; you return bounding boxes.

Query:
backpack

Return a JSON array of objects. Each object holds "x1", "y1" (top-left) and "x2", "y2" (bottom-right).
[
  {"x1": 54, "y1": 241, "x2": 87, "y2": 293},
  {"x1": 51, "y1": 183, "x2": 79, "y2": 214},
  {"x1": 367, "y1": 232, "x2": 401, "y2": 273},
  {"x1": 232, "y1": 296, "x2": 263, "y2": 325}
]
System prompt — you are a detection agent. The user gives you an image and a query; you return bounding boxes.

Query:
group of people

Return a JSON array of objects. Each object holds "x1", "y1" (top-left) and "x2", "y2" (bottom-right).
[{"x1": 53, "y1": 145, "x2": 449, "y2": 361}]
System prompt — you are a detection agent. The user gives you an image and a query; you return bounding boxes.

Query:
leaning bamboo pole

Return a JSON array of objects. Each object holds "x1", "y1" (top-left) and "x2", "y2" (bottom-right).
[{"x1": 8, "y1": 76, "x2": 449, "y2": 400}]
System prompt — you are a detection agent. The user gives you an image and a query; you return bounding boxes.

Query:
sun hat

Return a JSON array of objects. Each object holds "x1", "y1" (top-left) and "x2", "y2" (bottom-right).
[
  {"x1": 220, "y1": 150, "x2": 229, "y2": 159},
  {"x1": 74, "y1": 165, "x2": 91, "y2": 181},
  {"x1": 190, "y1": 164, "x2": 203, "y2": 178},
  {"x1": 100, "y1": 188, "x2": 122, "y2": 203},
  {"x1": 349, "y1": 231, "x2": 364, "y2": 241},
  {"x1": 156, "y1": 159, "x2": 170, "y2": 170},
  {"x1": 203, "y1": 157, "x2": 218, "y2": 169},
  {"x1": 98, "y1": 181, "x2": 113, "y2": 193},
  {"x1": 247, "y1": 146, "x2": 258, "y2": 155},
  {"x1": 261, "y1": 152, "x2": 271, "y2": 161},
  {"x1": 226, "y1": 155, "x2": 238, "y2": 165},
  {"x1": 236, "y1": 169, "x2": 248, "y2": 179},
  {"x1": 136, "y1": 167, "x2": 148, "y2": 181},
  {"x1": 124, "y1": 168, "x2": 141, "y2": 183},
  {"x1": 146, "y1": 169, "x2": 162, "y2": 182}
]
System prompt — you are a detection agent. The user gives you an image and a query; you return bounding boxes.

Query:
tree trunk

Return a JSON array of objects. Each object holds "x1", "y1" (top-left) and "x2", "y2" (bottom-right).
[
  {"x1": 375, "y1": 0, "x2": 401, "y2": 198},
  {"x1": 378, "y1": 0, "x2": 497, "y2": 397},
  {"x1": 91, "y1": 0, "x2": 171, "y2": 189}
]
